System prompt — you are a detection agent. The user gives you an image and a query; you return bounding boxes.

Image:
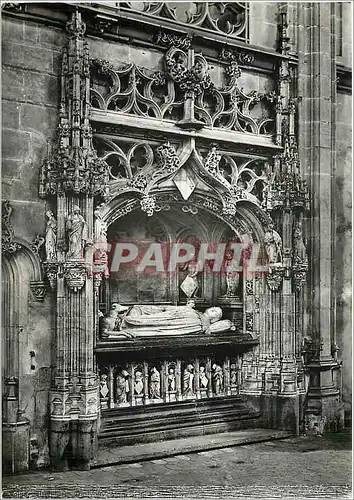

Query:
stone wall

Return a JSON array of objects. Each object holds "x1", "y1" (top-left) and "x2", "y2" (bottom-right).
[
  {"x1": 249, "y1": 2, "x2": 278, "y2": 50},
  {"x1": 2, "y1": 15, "x2": 66, "y2": 467},
  {"x1": 335, "y1": 1, "x2": 352, "y2": 419},
  {"x1": 335, "y1": 90, "x2": 352, "y2": 417}
]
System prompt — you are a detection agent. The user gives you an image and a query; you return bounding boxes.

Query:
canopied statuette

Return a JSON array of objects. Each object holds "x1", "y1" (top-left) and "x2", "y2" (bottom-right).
[
  {"x1": 45, "y1": 210, "x2": 57, "y2": 261},
  {"x1": 66, "y1": 205, "x2": 88, "y2": 260},
  {"x1": 264, "y1": 223, "x2": 282, "y2": 264}
]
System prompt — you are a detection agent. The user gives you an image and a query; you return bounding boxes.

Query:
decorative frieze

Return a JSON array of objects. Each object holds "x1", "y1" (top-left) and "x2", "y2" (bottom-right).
[
  {"x1": 154, "y1": 30, "x2": 192, "y2": 50},
  {"x1": 219, "y1": 47, "x2": 255, "y2": 66}
]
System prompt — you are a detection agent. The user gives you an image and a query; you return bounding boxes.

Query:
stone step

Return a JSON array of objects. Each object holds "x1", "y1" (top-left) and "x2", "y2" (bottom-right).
[
  {"x1": 100, "y1": 397, "x2": 253, "y2": 432},
  {"x1": 92, "y1": 428, "x2": 293, "y2": 468},
  {"x1": 99, "y1": 395, "x2": 259, "y2": 446}
]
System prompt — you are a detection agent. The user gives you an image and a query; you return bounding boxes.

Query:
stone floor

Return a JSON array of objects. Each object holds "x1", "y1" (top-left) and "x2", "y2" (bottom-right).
[{"x1": 3, "y1": 429, "x2": 352, "y2": 499}]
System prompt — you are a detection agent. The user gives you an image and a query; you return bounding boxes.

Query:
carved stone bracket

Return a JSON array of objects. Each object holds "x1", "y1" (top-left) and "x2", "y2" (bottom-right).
[
  {"x1": 292, "y1": 264, "x2": 308, "y2": 292},
  {"x1": 2, "y1": 201, "x2": 21, "y2": 255},
  {"x1": 30, "y1": 281, "x2": 47, "y2": 302},
  {"x1": 266, "y1": 265, "x2": 284, "y2": 292},
  {"x1": 63, "y1": 262, "x2": 88, "y2": 292},
  {"x1": 43, "y1": 262, "x2": 59, "y2": 290}
]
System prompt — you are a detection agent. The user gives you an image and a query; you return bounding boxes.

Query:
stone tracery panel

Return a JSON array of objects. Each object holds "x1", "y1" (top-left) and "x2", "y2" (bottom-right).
[
  {"x1": 90, "y1": 47, "x2": 276, "y2": 136},
  {"x1": 120, "y1": 2, "x2": 248, "y2": 40}
]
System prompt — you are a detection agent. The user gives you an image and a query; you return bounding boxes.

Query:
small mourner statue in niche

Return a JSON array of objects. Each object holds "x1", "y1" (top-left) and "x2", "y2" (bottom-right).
[
  {"x1": 183, "y1": 364, "x2": 195, "y2": 397},
  {"x1": 116, "y1": 370, "x2": 129, "y2": 404},
  {"x1": 212, "y1": 363, "x2": 224, "y2": 395},
  {"x1": 199, "y1": 366, "x2": 209, "y2": 389},
  {"x1": 100, "y1": 301, "x2": 236, "y2": 339},
  {"x1": 149, "y1": 367, "x2": 161, "y2": 399},
  {"x1": 167, "y1": 367, "x2": 176, "y2": 392}
]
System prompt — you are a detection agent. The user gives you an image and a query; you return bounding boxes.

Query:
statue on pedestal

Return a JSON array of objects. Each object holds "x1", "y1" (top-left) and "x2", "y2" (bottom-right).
[
  {"x1": 293, "y1": 222, "x2": 308, "y2": 265},
  {"x1": 45, "y1": 210, "x2": 57, "y2": 262},
  {"x1": 66, "y1": 205, "x2": 88, "y2": 260},
  {"x1": 224, "y1": 247, "x2": 241, "y2": 297},
  {"x1": 94, "y1": 207, "x2": 108, "y2": 267},
  {"x1": 264, "y1": 223, "x2": 282, "y2": 264}
]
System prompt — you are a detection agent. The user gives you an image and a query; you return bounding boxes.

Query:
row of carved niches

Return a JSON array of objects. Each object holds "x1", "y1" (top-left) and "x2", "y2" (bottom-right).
[
  {"x1": 99, "y1": 355, "x2": 242, "y2": 410},
  {"x1": 90, "y1": 47, "x2": 276, "y2": 135},
  {"x1": 120, "y1": 3, "x2": 248, "y2": 39},
  {"x1": 103, "y1": 208, "x2": 247, "y2": 307},
  {"x1": 92, "y1": 135, "x2": 269, "y2": 208}
]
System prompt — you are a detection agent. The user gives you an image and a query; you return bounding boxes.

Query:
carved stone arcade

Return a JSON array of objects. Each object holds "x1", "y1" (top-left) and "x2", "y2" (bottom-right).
[{"x1": 35, "y1": 7, "x2": 328, "y2": 470}]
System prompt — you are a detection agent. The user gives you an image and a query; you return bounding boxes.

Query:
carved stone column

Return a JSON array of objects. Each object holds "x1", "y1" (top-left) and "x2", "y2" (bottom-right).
[
  {"x1": 298, "y1": 3, "x2": 344, "y2": 434},
  {"x1": 39, "y1": 10, "x2": 109, "y2": 470},
  {"x1": 260, "y1": 8, "x2": 309, "y2": 432}
]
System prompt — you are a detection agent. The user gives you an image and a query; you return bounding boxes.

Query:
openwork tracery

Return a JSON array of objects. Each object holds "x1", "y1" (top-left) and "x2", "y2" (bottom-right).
[
  {"x1": 90, "y1": 46, "x2": 275, "y2": 136},
  {"x1": 121, "y1": 2, "x2": 248, "y2": 39}
]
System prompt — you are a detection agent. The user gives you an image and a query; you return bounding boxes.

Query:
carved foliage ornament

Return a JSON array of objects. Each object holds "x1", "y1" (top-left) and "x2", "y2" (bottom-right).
[
  {"x1": 219, "y1": 47, "x2": 255, "y2": 66},
  {"x1": 266, "y1": 265, "x2": 284, "y2": 292},
  {"x1": 154, "y1": 30, "x2": 192, "y2": 50},
  {"x1": 44, "y1": 262, "x2": 59, "y2": 290},
  {"x1": 64, "y1": 262, "x2": 87, "y2": 293},
  {"x1": 165, "y1": 47, "x2": 214, "y2": 98},
  {"x1": 100, "y1": 135, "x2": 270, "y2": 220}
]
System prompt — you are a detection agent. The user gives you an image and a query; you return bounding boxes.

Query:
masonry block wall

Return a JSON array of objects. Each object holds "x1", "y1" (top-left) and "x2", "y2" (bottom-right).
[
  {"x1": 336, "y1": 91, "x2": 352, "y2": 418},
  {"x1": 2, "y1": 15, "x2": 66, "y2": 468}
]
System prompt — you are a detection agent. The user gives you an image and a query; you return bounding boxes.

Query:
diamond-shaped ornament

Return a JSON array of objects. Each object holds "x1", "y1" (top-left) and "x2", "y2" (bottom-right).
[
  {"x1": 180, "y1": 275, "x2": 198, "y2": 298},
  {"x1": 100, "y1": 384, "x2": 109, "y2": 398},
  {"x1": 173, "y1": 168, "x2": 196, "y2": 200}
]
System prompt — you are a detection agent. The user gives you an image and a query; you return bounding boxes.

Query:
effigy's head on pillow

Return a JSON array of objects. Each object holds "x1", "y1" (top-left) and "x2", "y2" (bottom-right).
[{"x1": 204, "y1": 307, "x2": 222, "y2": 324}]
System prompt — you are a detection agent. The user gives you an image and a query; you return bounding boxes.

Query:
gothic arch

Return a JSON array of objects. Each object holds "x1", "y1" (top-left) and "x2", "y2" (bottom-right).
[{"x1": 2, "y1": 241, "x2": 43, "y2": 420}]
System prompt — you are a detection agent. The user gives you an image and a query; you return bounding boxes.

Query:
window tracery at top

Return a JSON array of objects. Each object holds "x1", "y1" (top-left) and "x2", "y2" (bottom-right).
[{"x1": 97, "y1": 2, "x2": 248, "y2": 40}]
